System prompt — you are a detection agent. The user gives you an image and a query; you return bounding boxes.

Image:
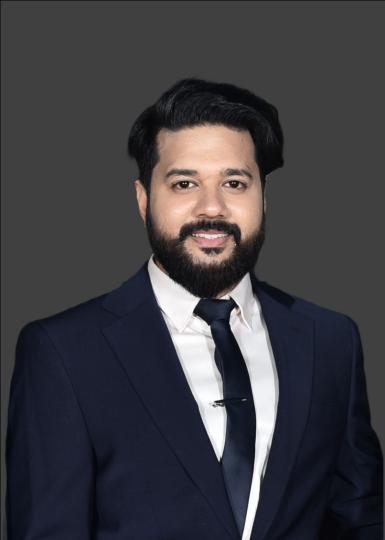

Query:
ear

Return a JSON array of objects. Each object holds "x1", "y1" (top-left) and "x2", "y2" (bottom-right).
[
  {"x1": 134, "y1": 179, "x2": 148, "y2": 223},
  {"x1": 262, "y1": 174, "x2": 269, "y2": 213}
]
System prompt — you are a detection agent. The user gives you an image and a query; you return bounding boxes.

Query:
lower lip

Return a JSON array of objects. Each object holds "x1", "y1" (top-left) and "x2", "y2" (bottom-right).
[{"x1": 191, "y1": 234, "x2": 230, "y2": 247}]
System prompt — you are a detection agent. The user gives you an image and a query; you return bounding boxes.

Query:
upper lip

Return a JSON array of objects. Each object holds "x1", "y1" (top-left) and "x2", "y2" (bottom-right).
[{"x1": 192, "y1": 230, "x2": 229, "y2": 234}]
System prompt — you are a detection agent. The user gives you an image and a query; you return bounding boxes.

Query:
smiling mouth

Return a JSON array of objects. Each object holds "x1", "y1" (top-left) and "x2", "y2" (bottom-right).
[{"x1": 190, "y1": 231, "x2": 230, "y2": 247}]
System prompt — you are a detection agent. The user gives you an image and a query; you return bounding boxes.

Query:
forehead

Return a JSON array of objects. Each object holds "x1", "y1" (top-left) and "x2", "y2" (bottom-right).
[{"x1": 154, "y1": 124, "x2": 257, "y2": 171}]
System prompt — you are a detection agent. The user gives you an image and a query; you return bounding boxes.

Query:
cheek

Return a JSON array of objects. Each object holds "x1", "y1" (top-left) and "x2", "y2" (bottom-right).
[
  {"x1": 230, "y1": 197, "x2": 262, "y2": 232},
  {"x1": 150, "y1": 190, "x2": 193, "y2": 233}
]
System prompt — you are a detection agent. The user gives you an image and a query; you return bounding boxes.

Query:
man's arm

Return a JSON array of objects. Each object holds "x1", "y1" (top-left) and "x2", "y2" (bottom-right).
[
  {"x1": 6, "y1": 321, "x2": 95, "y2": 539},
  {"x1": 320, "y1": 317, "x2": 383, "y2": 540}
]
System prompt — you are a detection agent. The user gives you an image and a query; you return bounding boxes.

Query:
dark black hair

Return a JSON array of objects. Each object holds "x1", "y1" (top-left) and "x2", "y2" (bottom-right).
[{"x1": 128, "y1": 77, "x2": 284, "y2": 192}]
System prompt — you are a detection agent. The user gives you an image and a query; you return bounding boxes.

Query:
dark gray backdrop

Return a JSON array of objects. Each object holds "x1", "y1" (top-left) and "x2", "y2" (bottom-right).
[{"x1": 2, "y1": 1, "x2": 384, "y2": 537}]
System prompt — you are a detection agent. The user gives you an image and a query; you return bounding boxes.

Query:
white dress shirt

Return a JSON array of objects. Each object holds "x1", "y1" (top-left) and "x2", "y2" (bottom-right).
[{"x1": 147, "y1": 254, "x2": 279, "y2": 540}]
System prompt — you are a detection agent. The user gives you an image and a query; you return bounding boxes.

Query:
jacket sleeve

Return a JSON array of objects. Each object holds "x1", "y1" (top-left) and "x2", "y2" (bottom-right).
[
  {"x1": 320, "y1": 316, "x2": 383, "y2": 540},
  {"x1": 6, "y1": 321, "x2": 95, "y2": 539}
]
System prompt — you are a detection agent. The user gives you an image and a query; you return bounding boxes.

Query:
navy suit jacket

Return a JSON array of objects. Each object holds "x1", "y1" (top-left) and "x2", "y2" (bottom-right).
[{"x1": 6, "y1": 261, "x2": 383, "y2": 539}]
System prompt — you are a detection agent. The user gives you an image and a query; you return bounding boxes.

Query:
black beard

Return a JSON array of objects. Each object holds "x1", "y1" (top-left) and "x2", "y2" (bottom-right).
[{"x1": 145, "y1": 205, "x2": 266, "y2": 298}]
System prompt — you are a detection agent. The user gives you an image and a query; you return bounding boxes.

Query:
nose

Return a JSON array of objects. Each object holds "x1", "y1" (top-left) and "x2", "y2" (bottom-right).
[{"x1": 193, "y1": 184, "x2": 230, "y2": 219}]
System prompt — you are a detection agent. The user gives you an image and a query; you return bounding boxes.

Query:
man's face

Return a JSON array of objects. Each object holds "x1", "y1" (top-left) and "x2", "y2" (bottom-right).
[{"x1": 135, "y1": 124, "x2": 266, "y2": 298}]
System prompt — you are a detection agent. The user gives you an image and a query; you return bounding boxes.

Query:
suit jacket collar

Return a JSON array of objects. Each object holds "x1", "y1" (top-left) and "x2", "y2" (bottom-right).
[
  {"x1": 102, "y1": 261, "x2": 315, "y2": 540},
  {"x1": 147, "y1": 254, "x2": 255, "y2": 332}
]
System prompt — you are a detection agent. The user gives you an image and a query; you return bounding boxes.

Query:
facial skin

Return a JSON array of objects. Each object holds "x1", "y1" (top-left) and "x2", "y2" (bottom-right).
[{"x1": 135, "y1": 124, "x2": 267, "y2": 298}]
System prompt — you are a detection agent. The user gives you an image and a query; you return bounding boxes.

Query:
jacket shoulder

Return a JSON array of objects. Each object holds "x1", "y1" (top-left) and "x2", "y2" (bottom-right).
[
  {"x1": 258, "y1": 279, "x2": 356, "y2": 327},
  {"x1": 18, "y1": 285, "x2": 121, "y2": 344},
  {"x1": 17, "y1": 262, "x2": 150, "y2": 343}
]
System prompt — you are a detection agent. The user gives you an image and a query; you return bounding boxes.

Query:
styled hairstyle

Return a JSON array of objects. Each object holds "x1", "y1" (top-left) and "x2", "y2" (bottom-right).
[{"x1": 128, "y1": 77, "x2": 284, "y2": 192}]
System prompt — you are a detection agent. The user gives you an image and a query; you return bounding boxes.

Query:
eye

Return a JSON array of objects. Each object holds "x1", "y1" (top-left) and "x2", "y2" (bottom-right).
[
  {"x1": 171, "y1": 180, "x2": 196, "y2": 190},
  {"x1": 224, "y1": 180, "x2": 247, "y2": 190},
  {"x1": 171, "y1": 179, "x2": 248, "y2": 191}
]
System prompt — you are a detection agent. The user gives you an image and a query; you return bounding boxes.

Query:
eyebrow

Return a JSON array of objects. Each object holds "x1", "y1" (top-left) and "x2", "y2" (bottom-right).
[{"x1": 165, "y1": 168, "x2": 253, "y2": 179}]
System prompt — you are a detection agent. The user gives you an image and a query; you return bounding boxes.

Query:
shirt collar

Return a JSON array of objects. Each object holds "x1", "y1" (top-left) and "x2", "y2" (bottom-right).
[{"x1": 147, "y1": 254, "x2": 254, "y2": 332}]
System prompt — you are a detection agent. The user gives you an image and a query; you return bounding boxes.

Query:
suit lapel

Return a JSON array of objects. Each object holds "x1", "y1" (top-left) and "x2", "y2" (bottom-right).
[
  {"x1": 101, "y1": 263, "x2": 314, "y2": 540},
  {"x1": 249, "y1": 274, "x2": 314, "y2": 540},
  {"x1": 102, "y1": 263, "x2": 240, "y2": 540}
]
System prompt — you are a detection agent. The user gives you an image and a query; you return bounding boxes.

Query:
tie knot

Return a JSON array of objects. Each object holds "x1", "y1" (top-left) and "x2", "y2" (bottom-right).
[{"x1": 193, "y1": 297, "x2": 237, "y2": 326}]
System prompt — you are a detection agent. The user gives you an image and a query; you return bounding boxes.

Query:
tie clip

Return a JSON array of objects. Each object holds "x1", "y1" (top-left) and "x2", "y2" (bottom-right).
[{"x1": 212, "y1": 397, "x2": 247, "y2": 407}]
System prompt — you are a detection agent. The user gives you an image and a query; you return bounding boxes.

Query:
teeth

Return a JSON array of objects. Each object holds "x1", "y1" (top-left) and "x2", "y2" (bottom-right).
[{"x1": 192, "y1": 233, "x2": 228, "y2": 239}]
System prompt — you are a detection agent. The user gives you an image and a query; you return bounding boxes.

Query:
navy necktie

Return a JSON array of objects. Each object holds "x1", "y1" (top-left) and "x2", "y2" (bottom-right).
[{"x1": 193, "y1": 297, "x2": 256, "y2": 535}]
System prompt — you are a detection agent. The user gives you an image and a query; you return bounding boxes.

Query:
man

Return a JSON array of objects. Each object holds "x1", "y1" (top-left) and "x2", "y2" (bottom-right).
[{"x1": 6, "y1": 78, "x2": 383, "y2": 540}]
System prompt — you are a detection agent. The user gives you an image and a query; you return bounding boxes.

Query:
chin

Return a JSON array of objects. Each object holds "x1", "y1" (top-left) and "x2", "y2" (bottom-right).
[{"x1": 188, "y1": 246, "x2": 232, "y2": 264}]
